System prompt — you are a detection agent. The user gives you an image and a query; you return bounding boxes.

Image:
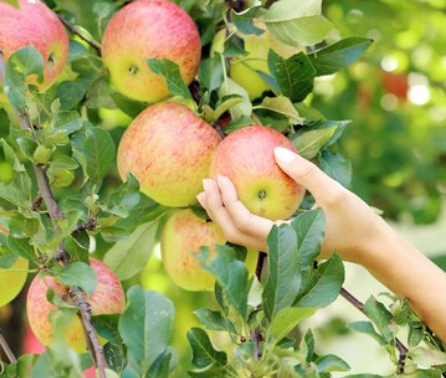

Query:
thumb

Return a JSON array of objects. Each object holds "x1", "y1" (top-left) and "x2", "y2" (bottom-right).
[{"x1": 274, "y1": 147, "x2": 341, "y2": 202}]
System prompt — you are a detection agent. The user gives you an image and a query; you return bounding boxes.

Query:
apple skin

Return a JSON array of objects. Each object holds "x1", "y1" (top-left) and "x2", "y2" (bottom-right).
[
  {"x1": 210, "y1": 126, "x2": 305, "y2": 221},
  {"x1": 0, "y1": 0, "x2": 69, "y2": 90},
  {"x1": 102, "y1": 0, "x2": 201, "y2": 102},
  {"x1": 117, "y1": 102, "x2": 221, "y2": 207},
  {"x1": 0, "y1": 256, "x2": 29, "y2": 308},
  {"x1": 26, "y1": 258, "x2": 125, "y2": 353}
]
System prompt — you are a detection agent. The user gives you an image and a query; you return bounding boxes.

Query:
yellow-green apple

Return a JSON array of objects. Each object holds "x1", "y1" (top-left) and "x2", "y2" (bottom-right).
[
  {"x1": 102, "y1": 0, "x2": 201, "y2": 102},
  {"x1": 160, "y1": 209, "x2": 257, "y2": 291},
  {"x1": 211, "y1": 25, "x2": 304, "y2": 100},
  {"x1": 117, "y1": 101, "x2": 221, "y2": 207},
  {"x1": 26, "y1": 258, "x2": 125, "y2": 353},
  {"x1": 210, "y1": 126, "x2": 305, "y2": 220},
  {"x1": 0, "y1": 225, "x2": 29, "y2": 308},
  {"x1": 0, "y1": 0, "x2": 69, "y2": 90}
]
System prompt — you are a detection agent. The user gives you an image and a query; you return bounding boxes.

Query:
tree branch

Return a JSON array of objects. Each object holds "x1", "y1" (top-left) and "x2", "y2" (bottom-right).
[
  {"x1": 0, "y1": 327, "x2": 16, "y2": 363},
  {"x1": 0, "y1": 50, "x2": 106, "y2": 378},
  {"x1": 57, "y1": 14, "x2": 102, "y2": 56}
]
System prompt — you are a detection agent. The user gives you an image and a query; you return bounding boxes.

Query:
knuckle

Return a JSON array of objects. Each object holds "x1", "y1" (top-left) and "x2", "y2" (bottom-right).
[{"x1": 323, "y1": 185, "x2": 347, "y2": 207}]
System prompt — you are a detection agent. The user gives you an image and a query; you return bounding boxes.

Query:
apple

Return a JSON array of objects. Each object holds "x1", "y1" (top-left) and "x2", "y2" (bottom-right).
[
  {"x1": 26, "y1": 258, "x2": 125, "y2": 353},
  {"x1": 102, "y1": 0, "x2": 201, "y2": 102},
  {"x1": 211, "y1": 24, "x2": 304, "y2": 100},
  {"x1": 117, "y1": 101, "x2": 221, "y2": 207},
  {"x1": 210, "y1": 126, "x2": 305, "y2": 220},
  {"x1": 161, "y1": 209, "x2": 258, "y2": 291},
  {"x1": 0, "y1": 0, "x2": 69, "y2": 90}
]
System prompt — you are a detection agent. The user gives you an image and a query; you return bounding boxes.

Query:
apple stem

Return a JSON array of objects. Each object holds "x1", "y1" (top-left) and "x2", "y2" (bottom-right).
[
  {"x1": 56, "y1": 14, "x2": 102, "y2": 56},
  {"x1": 0, "y1": 327, "x2": 16, "y2": 363},
  {"x1": 0, "y1": 51, "x2": 107, "y2": 378}
]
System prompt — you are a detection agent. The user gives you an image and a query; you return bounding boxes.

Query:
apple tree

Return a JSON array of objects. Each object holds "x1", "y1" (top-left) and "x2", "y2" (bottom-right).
[{"x1": 0, "y1": 0, "x2": 445, "y2": 378}]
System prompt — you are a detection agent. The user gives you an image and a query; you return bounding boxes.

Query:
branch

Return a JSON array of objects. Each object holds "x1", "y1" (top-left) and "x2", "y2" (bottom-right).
[
  {"x1": 0, "y1": 327, "x2": 16, "y2": 363},
  {"x1": 0, "y1": 50, "x2": 106, "y2": 378},
  {"x1": 251, "y1": 328, "x2": 263, "y2": 359},
  {"x1": 56, "y1": 15, "x2": 102, "y2": 56}
]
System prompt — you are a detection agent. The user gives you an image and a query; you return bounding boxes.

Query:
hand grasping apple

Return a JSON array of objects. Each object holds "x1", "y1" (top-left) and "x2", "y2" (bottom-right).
[{"x1": 198, "y1": 146, "x2": 446, "y2": 343}]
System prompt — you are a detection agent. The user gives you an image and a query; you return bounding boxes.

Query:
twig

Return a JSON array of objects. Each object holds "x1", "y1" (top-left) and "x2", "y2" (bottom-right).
[
  {"x1": 0, "y1": 50, "x2": 106, "y2": 378},
  {"x1": 340, "y1": 287, "x2": 408, "y2": 373},
  {"x1": 264, "y1": 0, "x2": 279, "y2": 8},
  {"x1": 56, "y1": 14, "x2": 102, "y2": 56},
  {"x1": 255, "y1": 252, "x2": 267, "y2": 281},
  {"x1": 212, "y1": 121, "x2": 227, "y2": 139},
  {"x1": 251, "y1": 328, "x2": 263, "y2": 359},
  {"x1": 225, "y1": 0, "x2": 245, "y2": 12},
  {"x1": 0, "y1": 327, "x2": 16, "y2": 363}
]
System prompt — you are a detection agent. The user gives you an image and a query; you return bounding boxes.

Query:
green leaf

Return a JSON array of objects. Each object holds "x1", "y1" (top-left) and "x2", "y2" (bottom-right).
[
  {"x1": 1, "y1": 139, "x2": 26, "y2": 172},
  {"x1": 0, "y1": 109, "x2": 11, "y2": 139},
  {"x1": 347, "y1": 321, "x2": 386, "y2": 345},
  {"x1": 193, "y1": 308, "x2": 236, "y2": 333},
  {"x1": 269, "y1": 307, "x2": 315, "y2": 343},
  {"x1": 231, "y1": 7, "x2": 264, "y2": 35},
  {"x1": 213, "y1": 95, "x2": 245, "y2": 122},
  {"x1": 295, "y1": 253, "x2": 344, "y2": 308},
  {"x1": 256, "y1": 96, "x2": 304, "y2": 124},
  {"x1": 51, "y1": 261, "x2": 97, "y2": 296},
  {"x1": 218, "y1": 78, "x2": 252, "y2": 119},
  {"x1": 147, "y1": 349, "x2": 175, "y2": 378},
  {"x1": 7, "y1": 235, "x2": 34, "y2": 260},
  {"x1": 0, "y1": 172, "x2": 32, "y2": 208},
  {"x1": 103, "y1": 221, "x2": 158, "y2": 281},
  {"x1": 147, "y1": 58, "x2": 192, "y2": 99},
  {"x1": 364, "y1": 297, "x2": 394, "y2": 343},
  {"x1": 4, "y1": 45, "x2": 44, "y2": 111},
  {"x1": 291, "y1": 127, "x2": 336, "y2": 159},
  {"x1": 268, "y1": 50, "x2": 316, "y2": 102},
  {"x1": 105, "y1": 173, "x2": 141, "y2": 217},
  {"x1": 264, "y1": 0, "x2": 333, "y2": 47},
  {"x1": 316, "y1": 354, "x2": 350, "y2": 372},
  {"x1": 55, "y1": 77, "x2": 94, "y2": 111},
  {"x1": 111, "y1": 93, "x2": 147, "y2": 118},
  {"x1": 199, "y1": 54, "x2": 224, "y2": 93},
  {"x1": 9, "y1": 213, "x2": 40, "y2": 238},
  {"x1": 92, "y1": 314, "x2": 121, "y2": 346},
  {"x1": 119, "y1": 287, "x2": 175, "y2": 375},
  {"x1": 198, "y1": 245, "x2": 251, "y2": 320},
  {"x1": 68, "y1": 40, "x2": 90, "y2": 62},
  {"x1": 47, "y1": 155, "x2": 79, "y2": 188},
  {"x1": 308, "y1": 37, "x2": 373, "y2": 76},
  {"x1": 408, "y1": 321, "x2": 425, "y2": 348},
  {"x1": 187, "y1": 327, "x2": 227, "y2": 370},
  {"x1": 72, "y1": 126, "x2": 115, "y2": 186},
  {"x1": 263, "y1": 224, "x2": 301, "y2": 319},
  {"x1": 4, "y1": 354, "x2": 37, "y2": 378},
  {"x1": 408, "y1": 346, "x2": 446, "y2": 369},
  {"x1": 319, "y1": 150, "x2": 352, "y2": 187}
]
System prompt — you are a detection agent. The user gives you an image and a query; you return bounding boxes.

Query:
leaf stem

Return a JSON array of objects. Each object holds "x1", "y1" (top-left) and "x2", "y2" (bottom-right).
[{"x1": 0, "y1": 327, "x2": 16, "y2": 363}]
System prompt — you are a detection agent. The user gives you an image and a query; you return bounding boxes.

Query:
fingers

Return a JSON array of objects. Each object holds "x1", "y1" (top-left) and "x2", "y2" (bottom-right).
[{"x1": 274, "y1": 147, "x2": 345, "y2": 206}]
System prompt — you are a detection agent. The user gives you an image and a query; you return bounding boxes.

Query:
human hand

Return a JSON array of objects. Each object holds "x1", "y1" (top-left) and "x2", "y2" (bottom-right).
[{"x1": 197, "y1": 147, "x2": 392, "y2": 263}]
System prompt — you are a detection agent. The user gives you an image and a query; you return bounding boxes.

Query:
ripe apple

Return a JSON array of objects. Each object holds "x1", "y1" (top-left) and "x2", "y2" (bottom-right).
[
  {"x1": 161, "y1": 209, "x2": 258, "y2": 291},
  {"x1": 117, "y1": 101, "x2": 221, "y2": 207},
  {"x1": 26, "y1": 258, "x2": 125, "y2": 353},
  {"x1": 0, "y1": 0, "x2": 69, "y2": 90},
  {"x1": 102, "y1": 0, "x2": 201, "y2": 102},
  {"x1": 211, "y1": 24, "x2": 304, "y2": 100},
  {"x1": 210, "y1": 126, "x2": 305, "y2": 220}
]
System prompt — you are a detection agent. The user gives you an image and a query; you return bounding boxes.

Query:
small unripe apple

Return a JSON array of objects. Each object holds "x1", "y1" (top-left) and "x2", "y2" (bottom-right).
[
  {"x1": 102, "y1": 0, "x2": 201, "y2": 102},
  {"x1": 26, "y1": 258, "x2": 125, "y2": 353},
  {"x1": 210, "y1": 126, "x2": 305, "y2": 220},
  {"x1": 0, "y1": 0, "x2": 69, "y2": 90},
  {"x1": 117, "y1": 102, "x2": 221, "y2": 207}
]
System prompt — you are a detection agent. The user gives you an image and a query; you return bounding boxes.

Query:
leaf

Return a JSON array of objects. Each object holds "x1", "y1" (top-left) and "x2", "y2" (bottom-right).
[
  {"x1": 409, "y1": 346, "x2": 446, "y2": 369},
  {"x1": 231, "y1": 7, "x2": 264, "y2": 36},
  {"x1": 1, "y1": 139, "x2": 26, "y2": 172},
  {"x1": 198, "y1": 245, "x2": 251, "y2": 320},
  {"x1": 408, "y1": 321, "x2": 425, "y2": 348},
  {"x1": 256, "y1": 96, "x2": 304, "y2": 124},
  {"x1": 147, "y1": 58, "x2": 192, "y2": 99},
  {"x1": 213, "y1": 95, "x2": 245, "y2": 121},
  {"x1": 308, "y1": 37, "x2": 373, "y2": 76},
  {"x1": 291, "y1": 209, "x2": 325, "y2": 271},
  {"x1": 262, "y1": 224, "x2": 301, "y2": 320},
  {"x1": 4, "y1": 46, "x2": 44, "y2": 111},
  {"x1": 193, "y1": 308, "x2": 236, "y2": 333},
  {"x1": 315, "y1": 354, "x2": 350, "y2": 372},
  {"x1": 68, "y1": 40, "x2": 90, "y2": 62},
  {"x1": 111, "y1": 93, "x2": 147, "y2": 118},
  {"x1": 7, "y1": 236, "x2": 34, "y2": 260},
  {"x1": 187, "y1": 327, "x2": 227, "y2": 370},
  {"x1": 92, "y1": 314, "x2": 121, "y2": 346},
  {"x1": 199, "y1": 54, "x2": 224, "y2": 93},
  {"x1": 55, "y1": 76, "x2": 93, "y2": 111},
  {"x1": 268, "y1": 50, "x2": 316, "y2": 102},
  {"x1": 218, "y1": 78, "x2": 252, "y2": 119},
  {"x1": 72, "y1": 126, "x2": 115, "y2": 186},
  {"x1": 147, "y1": 348, "x2": 175, "y2": 378},
  {"x1": 103, "y1": 221, "x2": 158, "y2": 281},
  {"x1": 264, "y1": 0, "x2": 333, "y2": 47},
  {"x1": 0, "y1": 172, "x2": 32, "y2": 208},
  {"x1": 51, "y1": 261, "x2": 97, "y2": 296},
  {"x1": 0, "y1": 109, "x2": 10, "y2": 139},
  {"x1": 347, "y1": 321, "x2": 386, "y2": 345},
  {"x1": 291, "y1": 127, "x2": 336, "y2": 159},
  {"x1": 106, "y1": 173, "x2": 141, "y2": 217},
  {"x1": 295, "y1": 253, "x2": 344, "y2": 308},
  {"x1": 319, "y1": 150, "x2": 352, "y2": 187},
  {"x1": 119, "y1": 287, "x2": 175, "y2": 375},
  {"x1": 269, "y1": 307, "x2": 315, "y2": 343},
  {"x1": 364, "y1": 297, "x2": 394, "y2": 343}
]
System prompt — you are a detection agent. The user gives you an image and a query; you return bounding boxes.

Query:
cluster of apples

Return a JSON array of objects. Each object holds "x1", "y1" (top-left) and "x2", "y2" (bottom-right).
[{"x1": 105, "y1": 1, "x2": 306, "y2": 290}]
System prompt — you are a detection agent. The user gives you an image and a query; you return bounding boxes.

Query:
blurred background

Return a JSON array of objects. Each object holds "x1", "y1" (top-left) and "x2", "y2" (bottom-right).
[{"x1": 1, "y1": 0, "x2": 445, "y2": 376}]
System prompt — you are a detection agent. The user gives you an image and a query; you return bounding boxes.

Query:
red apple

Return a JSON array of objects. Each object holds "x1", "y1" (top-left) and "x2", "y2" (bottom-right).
[
  {"x1": 117, "y1": 101, "x2": 221, "y2": 207},
  {"x1": 210, "y1": 126, "x2": 305, "y2": 220},
  {"x1": 0, "y1": 0, "x2": 69, "y2": 90},
  {"x1": 102, "y1": 0, "x2": 201, "y2": 102},
  {"x1": 26, "y1": 258, "x2": 125, "y2": 353}
]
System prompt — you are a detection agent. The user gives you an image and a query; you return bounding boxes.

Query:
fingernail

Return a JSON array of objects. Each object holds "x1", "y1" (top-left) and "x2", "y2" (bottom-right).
[
  {"x1": 274, "y1": 147, "x2": 296, "y2": 164},
  {"x1": 217, "y1": 175, "x2": 225, "y2": 187},
  {"x1": 202, "y1": 179, "x2": 210, "y2": 191},
  {"x1": 196, "y1": 192, "x2": 206, "y2": 208}
]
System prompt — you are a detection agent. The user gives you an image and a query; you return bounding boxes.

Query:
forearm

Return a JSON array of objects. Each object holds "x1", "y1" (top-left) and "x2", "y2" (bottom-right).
[{"x1": 360, "y1": 225, "x2": 446, "y2": 343}]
